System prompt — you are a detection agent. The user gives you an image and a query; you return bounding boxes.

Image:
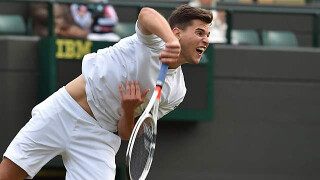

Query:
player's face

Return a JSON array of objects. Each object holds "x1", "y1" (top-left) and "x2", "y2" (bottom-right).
[{"x1": 179, "y1": 19, "x2": 210, "y2": 64}]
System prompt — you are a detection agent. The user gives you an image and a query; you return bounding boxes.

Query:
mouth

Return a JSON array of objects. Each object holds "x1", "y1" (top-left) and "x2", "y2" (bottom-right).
[{"x1": 196, "y1": 47, "x2": 206, "y2": 56}]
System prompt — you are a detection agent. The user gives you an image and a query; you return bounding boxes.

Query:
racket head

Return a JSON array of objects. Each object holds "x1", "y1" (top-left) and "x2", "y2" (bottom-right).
[{"x1": 126, "y1": 114, "x2": 157, "y2": 180}]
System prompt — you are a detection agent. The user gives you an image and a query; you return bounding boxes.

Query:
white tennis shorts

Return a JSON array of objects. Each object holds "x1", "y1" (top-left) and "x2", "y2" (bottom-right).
[{"x1": 3, "y1": 87, "x2": 121, "y2": 179}]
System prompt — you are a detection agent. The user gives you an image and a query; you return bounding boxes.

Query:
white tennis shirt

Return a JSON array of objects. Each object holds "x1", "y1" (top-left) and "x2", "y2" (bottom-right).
[{"x1": 82, "y1": 21, "x2": 186, "y2": 132}]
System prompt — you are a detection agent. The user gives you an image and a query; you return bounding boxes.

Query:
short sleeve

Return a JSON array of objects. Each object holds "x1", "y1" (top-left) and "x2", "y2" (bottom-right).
[
  {"x1": 135, "y1": 20, "x2": 165, "y2": 49},
  {"x1": 157, "y1": 67, "x2": 186, "y2": 120},
  {"x1": 157, "y1": 94, "x2": 185, "y2": 120}
]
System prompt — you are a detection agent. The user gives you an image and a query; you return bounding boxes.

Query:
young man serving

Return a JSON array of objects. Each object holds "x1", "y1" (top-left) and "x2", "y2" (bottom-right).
[{"x1": 0, "y1": 4, "x2": 212, "y2": 180}]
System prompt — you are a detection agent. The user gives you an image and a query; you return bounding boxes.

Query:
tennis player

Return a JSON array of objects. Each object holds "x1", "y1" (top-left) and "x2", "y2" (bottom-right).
[{"x1": 0, "y1": 4, "x2": 212, "y2": 180}]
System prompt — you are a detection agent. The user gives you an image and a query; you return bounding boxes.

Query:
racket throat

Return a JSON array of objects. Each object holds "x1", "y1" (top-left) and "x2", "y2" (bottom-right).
[{"x1": 155, "y1": 86, "x2": 162, "y2": 100}]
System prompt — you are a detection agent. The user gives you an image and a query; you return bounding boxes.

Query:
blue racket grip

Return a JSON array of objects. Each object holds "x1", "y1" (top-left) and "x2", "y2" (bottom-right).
[{"x1": 157, "y1": 63, "x2": 169, "y2": 86}]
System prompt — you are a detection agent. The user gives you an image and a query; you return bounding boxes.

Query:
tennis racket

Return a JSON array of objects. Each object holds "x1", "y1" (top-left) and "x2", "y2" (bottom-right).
[{"x1": 126, "y1": 63, "x2": 168, "y2": 180}]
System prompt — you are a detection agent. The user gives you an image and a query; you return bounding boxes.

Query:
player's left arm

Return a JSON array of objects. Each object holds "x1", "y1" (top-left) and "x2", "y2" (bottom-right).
[
  {"x1": 117, "y1": 81, "x2": 149, "y2": 140},
  {"x1": 137, "y1": 7, "x2": 180, "y2": 64}
]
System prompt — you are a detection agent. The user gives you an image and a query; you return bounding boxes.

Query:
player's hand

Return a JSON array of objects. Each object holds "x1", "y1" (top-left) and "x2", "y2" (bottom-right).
[
  {"x1": 159, "y1": 39, "x2": 181, "y2": 64},
  {"x1": 119, "y1": 81, "x2": 150, "y2": 115}
]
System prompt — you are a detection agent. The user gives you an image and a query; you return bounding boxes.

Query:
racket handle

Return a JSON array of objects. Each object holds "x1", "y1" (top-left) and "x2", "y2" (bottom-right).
[{"x1": 157, "y1": 63, "x2": 169, "y2": 86}]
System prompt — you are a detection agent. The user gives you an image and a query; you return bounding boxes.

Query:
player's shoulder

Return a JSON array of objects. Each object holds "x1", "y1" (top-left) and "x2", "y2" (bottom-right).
[
  {"x1": 176, "y1": 67, "x2": 187, "y2": 93},
  {"x1": 83, "y1": 52, "x2": 97, "y2": 60},
  {"x1": 176, "y1": 66, "x2": 186, "y2": 82},
  {"x1": 82, "y1": 49, "x2": 109, "y2": 62},
  {"x1": 135, "y1": 20, "x2": 165, "y2": 48},
  {"x1": 169, "y1": 67, "x2": 186, "y2": 95}
]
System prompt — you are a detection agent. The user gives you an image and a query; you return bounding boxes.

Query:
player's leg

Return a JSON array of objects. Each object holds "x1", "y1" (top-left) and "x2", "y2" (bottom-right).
[
  {"x1": 62, "y1": 114, "x2": 121, "y2": 180},
  {"x1": 1, "y1": 87, "x2": 77, "y2": 179},
  {"x1": 0, "y1": 157, "x2": 28, "y2": 180},
  {"x1": 1, "y1": 110, "x2": 64, "y2": 179}
]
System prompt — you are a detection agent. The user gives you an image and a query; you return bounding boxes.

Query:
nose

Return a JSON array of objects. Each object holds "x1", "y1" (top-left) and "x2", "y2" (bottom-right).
[{"x1": 203, "y1": 36, "x2": 209, "y2": 45}]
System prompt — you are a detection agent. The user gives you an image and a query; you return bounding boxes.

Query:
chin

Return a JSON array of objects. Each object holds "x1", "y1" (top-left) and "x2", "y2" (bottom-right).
[
  {"x1": 188, "y1": 58, "x2": 201, "y2": 64},
  {"x1": 185, "y1": 54, "x2": 201, "y2": 64},
  {"x1": 194, "y1": 57, "x2": 202, "y2": 64}
]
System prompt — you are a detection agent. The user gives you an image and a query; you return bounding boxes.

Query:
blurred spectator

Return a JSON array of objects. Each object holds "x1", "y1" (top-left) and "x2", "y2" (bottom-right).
[
  {"x1": 85, "y1": 0, "x2": 120, "y2": 42},
  {"x1": 189, "y1": 0, "x2": 227, "y2": 43},
  {"x1": 29, "y1": 3, "x2": 89, "y2": 39},
  {"x1": 70, "y1": 4, "x2": 93, "y2": 30}
]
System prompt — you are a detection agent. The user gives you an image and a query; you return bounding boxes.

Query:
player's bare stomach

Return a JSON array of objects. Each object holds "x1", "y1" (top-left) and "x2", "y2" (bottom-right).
[{"x1": 65, "y1": 75, "x2": 95, "y2": 119}]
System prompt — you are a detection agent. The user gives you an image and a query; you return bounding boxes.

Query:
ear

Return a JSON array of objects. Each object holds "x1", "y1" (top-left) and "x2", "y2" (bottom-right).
[{"x1": 172, "y1": 27, "x2": 181, "y2": 40}]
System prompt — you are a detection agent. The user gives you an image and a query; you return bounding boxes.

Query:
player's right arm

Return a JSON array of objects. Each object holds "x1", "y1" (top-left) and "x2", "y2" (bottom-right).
[
  {"x1": 137, "y1": 7, "x2": 180, "y2": 65},
  {"x1": 117, "y1": 81, "x2": 149, "y2": 140}
]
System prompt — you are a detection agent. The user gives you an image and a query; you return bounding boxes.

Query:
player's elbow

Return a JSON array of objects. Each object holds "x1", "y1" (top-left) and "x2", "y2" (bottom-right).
[
  {"x1": 117, "y1": 125, "x2": 132, "y2": 141},
  {"x1": 138, "y1": 7, "x2": 157, "y2": 25},
  {"x1": 138, "y1": 7, "x2": 155, "y2": 19},
  {"x1": 117, "y1": 123, "x2": 133, "y2": 141},
  {"x1": 118, "y1": 130, "x2": 131, "y2": 141}
]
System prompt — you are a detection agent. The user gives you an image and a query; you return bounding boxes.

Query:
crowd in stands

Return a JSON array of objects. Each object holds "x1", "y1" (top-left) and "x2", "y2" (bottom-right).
[
  {"x1": 29, "y1": 0, "x2": 120, "y2": 42},
  {"x1": 28, "y1": 0, "x2": 229, "y2": 43},
  {"x1": 24, "y1": 0, "x2": 308, "y2": 45}
]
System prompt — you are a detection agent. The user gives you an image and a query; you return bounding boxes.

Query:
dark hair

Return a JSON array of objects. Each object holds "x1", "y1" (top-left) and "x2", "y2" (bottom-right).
[{"x1": 168, "y1": 4, "x2": 213, "y2": 30}]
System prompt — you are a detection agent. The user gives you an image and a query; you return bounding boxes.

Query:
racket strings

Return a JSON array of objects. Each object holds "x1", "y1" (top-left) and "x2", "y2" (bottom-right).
[{"x1": 130, "y1": 118, "x2": 156, "y2": 180}]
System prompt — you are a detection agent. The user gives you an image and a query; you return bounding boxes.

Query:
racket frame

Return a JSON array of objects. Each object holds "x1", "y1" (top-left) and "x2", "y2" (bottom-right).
[
  {"x1": 126, "y1": 87, "x2": 160, "y2": 180},
  {"x1": 126, "y1": 64, "x2": 167, "y2": 180}
]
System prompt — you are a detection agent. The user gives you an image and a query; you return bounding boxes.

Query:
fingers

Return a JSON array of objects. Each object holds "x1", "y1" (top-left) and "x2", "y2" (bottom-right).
[
  {"x1": 119, "y1": 81, "x2": 150, "y2": 112},
  {"x1": 160, "y1": 49, "x2": 180, "y2": 58},
  {"x1": 165, "y1": 40, "x2": 181, "y2": 51},
  {"x1": 162, "y1": 44, "x2": 180, "y2": 55},
  {"x1": 141, "y1": 88, "x2": 150, "y2": 101},
  {"x1": 165, "y1": 43, "x2": 181, "y2": 48},
  {"x1": 135, "y1": 82, "x2": 141, "y2": 97},
  {"x1": 159, "y1": 40, "x2": 181, "y2": 64},
  {"x1": 119, "y1": 84, "x2": 124, "y2": 99},
  {"x1": 164, "y1": 44, "x2": 181, "y2": 52},
  {"x1": 159, "y1": 54, "x2": 180, "y2": 64},
  {"x1": 126, "y1": 81, "x2": 131, "y2": 95},
  {"x1": 119, "y1": 81, "x2": 149, "y2": 98},
  {"x1": 130, "y1": 81, "x2": 135, "y2": 95},
  {"x1": 159, "y1": 48, "x2": 180, "y2": 63}
]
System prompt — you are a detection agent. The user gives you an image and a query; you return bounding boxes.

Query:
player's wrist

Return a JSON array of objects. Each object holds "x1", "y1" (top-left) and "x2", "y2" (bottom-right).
[
  {"x1": 122, "y1": 108, "x2": 135, "y2": 118},
  {"x1": 165, "y1": 36, "x2": 179, "y2": 44}
]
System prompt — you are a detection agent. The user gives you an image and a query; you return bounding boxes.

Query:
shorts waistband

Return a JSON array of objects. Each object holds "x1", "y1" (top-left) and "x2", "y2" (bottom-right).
[
  {"x1": 58, "y1": 87, "x2": 117, "y2": 133},
  {"x1": 58, "y1": 87, "x2": 101, "y2": 127}
]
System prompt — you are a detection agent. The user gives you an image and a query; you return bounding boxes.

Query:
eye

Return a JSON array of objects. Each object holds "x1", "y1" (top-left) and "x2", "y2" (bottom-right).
[{"x1": 196, "y1": 31, "x2": 203, "y2": 36}]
